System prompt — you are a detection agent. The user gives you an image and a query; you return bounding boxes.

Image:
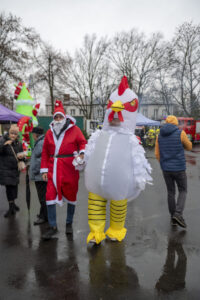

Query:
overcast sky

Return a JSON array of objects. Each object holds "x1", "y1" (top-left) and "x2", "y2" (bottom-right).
[{"x1": 1, "y1": 0, "x2": 200, "y2": 54}]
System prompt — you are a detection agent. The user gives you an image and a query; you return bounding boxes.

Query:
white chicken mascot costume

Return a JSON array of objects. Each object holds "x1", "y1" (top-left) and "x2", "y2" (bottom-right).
[{"x1": 85, "y1": 76, "x2": 152, "y2": 244}]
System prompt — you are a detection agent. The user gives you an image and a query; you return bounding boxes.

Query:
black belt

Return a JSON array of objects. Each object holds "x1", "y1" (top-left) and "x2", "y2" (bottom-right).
[{"x1": 50, "y1": 154, "x2": 74, "y2": 158}]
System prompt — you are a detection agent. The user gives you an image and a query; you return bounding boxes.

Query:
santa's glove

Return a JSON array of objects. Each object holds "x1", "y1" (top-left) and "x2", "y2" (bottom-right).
[{"x1": 72, "y1": 155, "x2": 85, "y2": 171}]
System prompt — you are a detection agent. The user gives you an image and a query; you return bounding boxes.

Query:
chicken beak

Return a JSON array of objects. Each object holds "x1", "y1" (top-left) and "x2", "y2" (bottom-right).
[{"x1": 111, "y1": 100, "x2": 124, "y2": 112}]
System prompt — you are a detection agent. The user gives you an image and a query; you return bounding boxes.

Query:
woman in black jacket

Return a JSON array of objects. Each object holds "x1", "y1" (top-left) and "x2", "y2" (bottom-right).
[{"x1": 0, "y1": 125, "x2": 25, "y2": 217}]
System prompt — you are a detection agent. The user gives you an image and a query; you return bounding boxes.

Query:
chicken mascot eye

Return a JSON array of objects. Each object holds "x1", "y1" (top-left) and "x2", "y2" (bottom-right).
[
  {"x1": 124, "y1": 98, "x2": 138, "y2": 112},
  {"x1": 130, "y1": 100, "x2": 136, "y2": 106}
]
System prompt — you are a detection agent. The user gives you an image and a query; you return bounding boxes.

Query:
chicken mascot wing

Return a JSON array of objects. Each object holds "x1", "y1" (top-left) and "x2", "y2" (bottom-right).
[{"x1": 85, "y1": 76, "x2": 152, "y2": 244}]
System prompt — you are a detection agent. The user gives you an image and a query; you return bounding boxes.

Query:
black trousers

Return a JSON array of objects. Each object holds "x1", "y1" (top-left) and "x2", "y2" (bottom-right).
[
  {"x1": 5, "y1": 185, "x2": 18, "y2": 202},
  {"x1": 163, "y1": 170, "x2": 187, "y2": 217},
  {"x1": 35, "y1": 181, "x2": 48, "y2": 221}
]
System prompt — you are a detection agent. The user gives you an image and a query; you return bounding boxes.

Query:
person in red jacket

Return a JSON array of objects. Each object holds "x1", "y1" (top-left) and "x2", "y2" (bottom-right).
[{"x1": 40, "y1": 100, "x2": 87, "y2": 240}]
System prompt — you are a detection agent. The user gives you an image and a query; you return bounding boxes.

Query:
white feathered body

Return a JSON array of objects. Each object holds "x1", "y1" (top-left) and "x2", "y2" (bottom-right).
[{"x1": 84, "y1": 129, "x2": 152, "y2": 201}]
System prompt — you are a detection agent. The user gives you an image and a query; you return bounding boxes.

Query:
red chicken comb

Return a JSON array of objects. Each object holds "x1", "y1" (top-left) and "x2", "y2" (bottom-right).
[{"x1": 118, "y1": 76, "x2": 129, "y2": 96}]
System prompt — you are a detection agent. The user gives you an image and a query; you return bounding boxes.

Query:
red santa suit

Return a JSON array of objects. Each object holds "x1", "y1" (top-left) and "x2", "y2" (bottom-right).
[{"x1": 41, "y1": 103, "x2": 86, "y2": 206}]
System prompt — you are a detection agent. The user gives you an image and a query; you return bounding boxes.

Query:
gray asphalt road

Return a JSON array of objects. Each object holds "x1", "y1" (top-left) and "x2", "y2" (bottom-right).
[{"x1": 0, "y1": 146, "x2": 200, "y2": 300}]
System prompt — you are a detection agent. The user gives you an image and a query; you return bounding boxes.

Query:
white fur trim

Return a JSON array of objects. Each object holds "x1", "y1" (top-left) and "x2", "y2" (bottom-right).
[
  {"x1": 63, "y1": 196, "x2": 77, "y2": 205},
  {"x1": 66, "y1": 114, "x2": 76, "y2": 124},
  {"x1": 50, "y1": 123, "x2": 74, "y2": 201},
  {"x1": 46, "y1": 197, "x2": 77, "y2": 206},
  {"x1": 79, "y1": 149, "x2": 85, "y2": 154},
  {"x1": 46, "y1": 199, "x2": 63, "y2": 206},
  {"x1": 15, "y1": 99, "x2": 35, "y2": 106},
  {"x1": 40, "y1": 168, "x2": 48, "y2": 173},
  {"x1": 53, "y1": 111, "x2": 65, "y2": 118}
]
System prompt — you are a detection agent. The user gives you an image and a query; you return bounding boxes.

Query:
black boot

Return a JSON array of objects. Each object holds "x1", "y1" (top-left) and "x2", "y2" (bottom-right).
[
  {"x1": 42, "y1": 226, "x2": 58, "y2": 240},
  {"x1": 14, "y1": 203, "x2": 20, "y2": 212},
  {"x1": 65, "y1": 223, "x2": 73, "y2": 234},
  {"x1": 4, "y1": 202, "x2": 16, "y2": 218}
]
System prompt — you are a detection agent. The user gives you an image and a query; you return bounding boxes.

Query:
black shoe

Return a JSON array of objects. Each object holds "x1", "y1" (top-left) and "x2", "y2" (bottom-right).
[
  {"x1": 42, "y1": 227, "x2": 58, "y2": 240},
  {"x1": 172, "y1": 215, "x2": 187, "y2": 228},
  {"x1": 171, "y1": 218, "x2": 177, "y2": 226},
  {"x1": 34, "y1": 218, "x2": 48, "y2": 226},
  {"x1": 4, "y1": 203, "x2": 16, "y2": 218},
  {"x1": 4, "y1": 209, "x2": 16, "y2": 218},
  {"x1": 14, "y1": 203, "x2": 20, "y2": 212},
  {"x1": 65, "y1": 223, "x2": 73, "y2": 234}
]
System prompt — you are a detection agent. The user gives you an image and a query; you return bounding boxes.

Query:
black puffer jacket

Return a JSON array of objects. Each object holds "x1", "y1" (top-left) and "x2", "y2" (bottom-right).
[{"x1": 0, "y1": 133, "x2": 23, "y2": 185}]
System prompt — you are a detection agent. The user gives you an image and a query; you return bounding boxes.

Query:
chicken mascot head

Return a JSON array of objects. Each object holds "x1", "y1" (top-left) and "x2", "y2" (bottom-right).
[
  {"x1": 84, "y1": 76, "x2": 152, "y2": 244},
  {"x1": 103, "y1": 76, "x2": 138, "y2": 132}
]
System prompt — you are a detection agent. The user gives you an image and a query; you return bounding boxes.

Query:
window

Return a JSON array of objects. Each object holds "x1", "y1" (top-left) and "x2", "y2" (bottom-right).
[
  {"x1": 154, "y1": 109, "x2": 158, "y2": 119},
  {"x1": 178, "y1": 120, "x2": 184, "y2": 125},
  {"x1": 187, "y1": 120, "x2": 192, "y2": 126},
  {"x1": 70, "y1": 109, "x2": 75, "y2": 116},
  {"x1": 142, "y1": 109, "x2": 148, "y2": 117},
  {"x1": 162, "y1": 109, "x2": 167, "y2": 117},
  {"x1": 79, "y1": 109, "x2": 84, "y2": 115}
]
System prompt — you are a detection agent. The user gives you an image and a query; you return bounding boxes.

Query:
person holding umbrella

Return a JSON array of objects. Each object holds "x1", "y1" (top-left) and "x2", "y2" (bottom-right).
[
  {"x1": 40, "y1": 100, "x2": 87, "y2": 240},
  {"x1": 30, "y1": 126, "x2": 48, "y2": 225}
]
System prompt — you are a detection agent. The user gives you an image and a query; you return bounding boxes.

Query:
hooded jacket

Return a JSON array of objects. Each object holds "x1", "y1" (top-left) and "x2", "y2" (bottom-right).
[{"x1": 155, "y1": 116, "x2": 192, "y2": 171}]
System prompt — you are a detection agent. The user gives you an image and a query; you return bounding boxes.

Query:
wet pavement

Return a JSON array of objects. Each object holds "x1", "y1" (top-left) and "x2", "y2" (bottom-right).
[{"x1": 0, "y1": 146, "x2": 200, "y2": 300}]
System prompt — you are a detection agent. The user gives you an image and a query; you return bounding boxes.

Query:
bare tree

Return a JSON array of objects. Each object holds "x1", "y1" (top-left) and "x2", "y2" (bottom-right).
[
  {"x1": 151, "y1": 69, "x2": 173, "y2": 114},
  {"x1": 134, "y1": 33, "x2": 166, "y2": 98},
  {"x1": 171, "y1": 22, "x2": 200, "y2": 117},
  {"x1": 109, "y1": 29, "x2": 165, "y2": 101},
  {"x1": 108, "y1": 29, "x2": 142, "y2": 89},
  {"x1": 0, "y1": 12, "x2": 39, "y2": 107},
  {"x1": 31, "y1": 41, "x2": 68, "y2": 113},
  {"x1": 94, "y1": 62, "x2": 117, "y2": 121},
  {"x1": 150, "y1": 44, "x2": 176, "y2": 114},
  {"x1": 61, "y1": 34, "x2": 109, "y2": 119}
]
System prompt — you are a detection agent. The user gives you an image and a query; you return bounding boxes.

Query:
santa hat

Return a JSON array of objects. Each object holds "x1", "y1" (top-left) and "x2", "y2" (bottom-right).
[
  {"x1": 32, "y1": 103, "x2": 40, "y2": 117},
  {"x1": 14, "y1": 82, "x2": 23, "y2": 99},
  {"x1": 53, "y1": 100, "x2": 66, "y2": 118}
]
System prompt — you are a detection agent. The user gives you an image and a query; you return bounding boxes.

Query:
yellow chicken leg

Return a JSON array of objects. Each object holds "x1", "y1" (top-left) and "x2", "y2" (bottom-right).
[
  {"x1": 87, "y1": 192, "x2": 107, "y2": 244},
  {"x1": 106, "y1": 199, "x2": 127, "y2": 242}
]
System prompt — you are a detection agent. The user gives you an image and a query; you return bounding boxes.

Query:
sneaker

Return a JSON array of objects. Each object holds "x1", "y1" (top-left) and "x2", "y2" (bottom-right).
[
  {"x1": 42, "y1": 226, "x2": 58, "y2": 240},
  {"x1": 65, "y1": 223, "x2": 73, "y2": 234},
  {"x1": 172, "y1": 215, "x2": 187, "y2": 228},
  {"x1": 171, "y1": 218, "x2": 177, "y2": 226},
  {"x1": 34, "y1": 218, "x2": 48, "y2": 226}
]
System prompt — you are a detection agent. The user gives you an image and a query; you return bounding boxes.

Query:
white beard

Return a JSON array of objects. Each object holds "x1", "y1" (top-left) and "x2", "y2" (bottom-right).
[{"x1": 53, "y1": 119, "x2": 66, "y2": 135}]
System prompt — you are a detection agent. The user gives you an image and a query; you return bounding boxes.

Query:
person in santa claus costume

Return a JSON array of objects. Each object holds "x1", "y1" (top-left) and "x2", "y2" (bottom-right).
[
  {"x1": 84, "y1": 76, "x2": 152, "y2": 244},
  {"x1": 41, "y1": 100, "x2": 87, "y2": 240}
]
